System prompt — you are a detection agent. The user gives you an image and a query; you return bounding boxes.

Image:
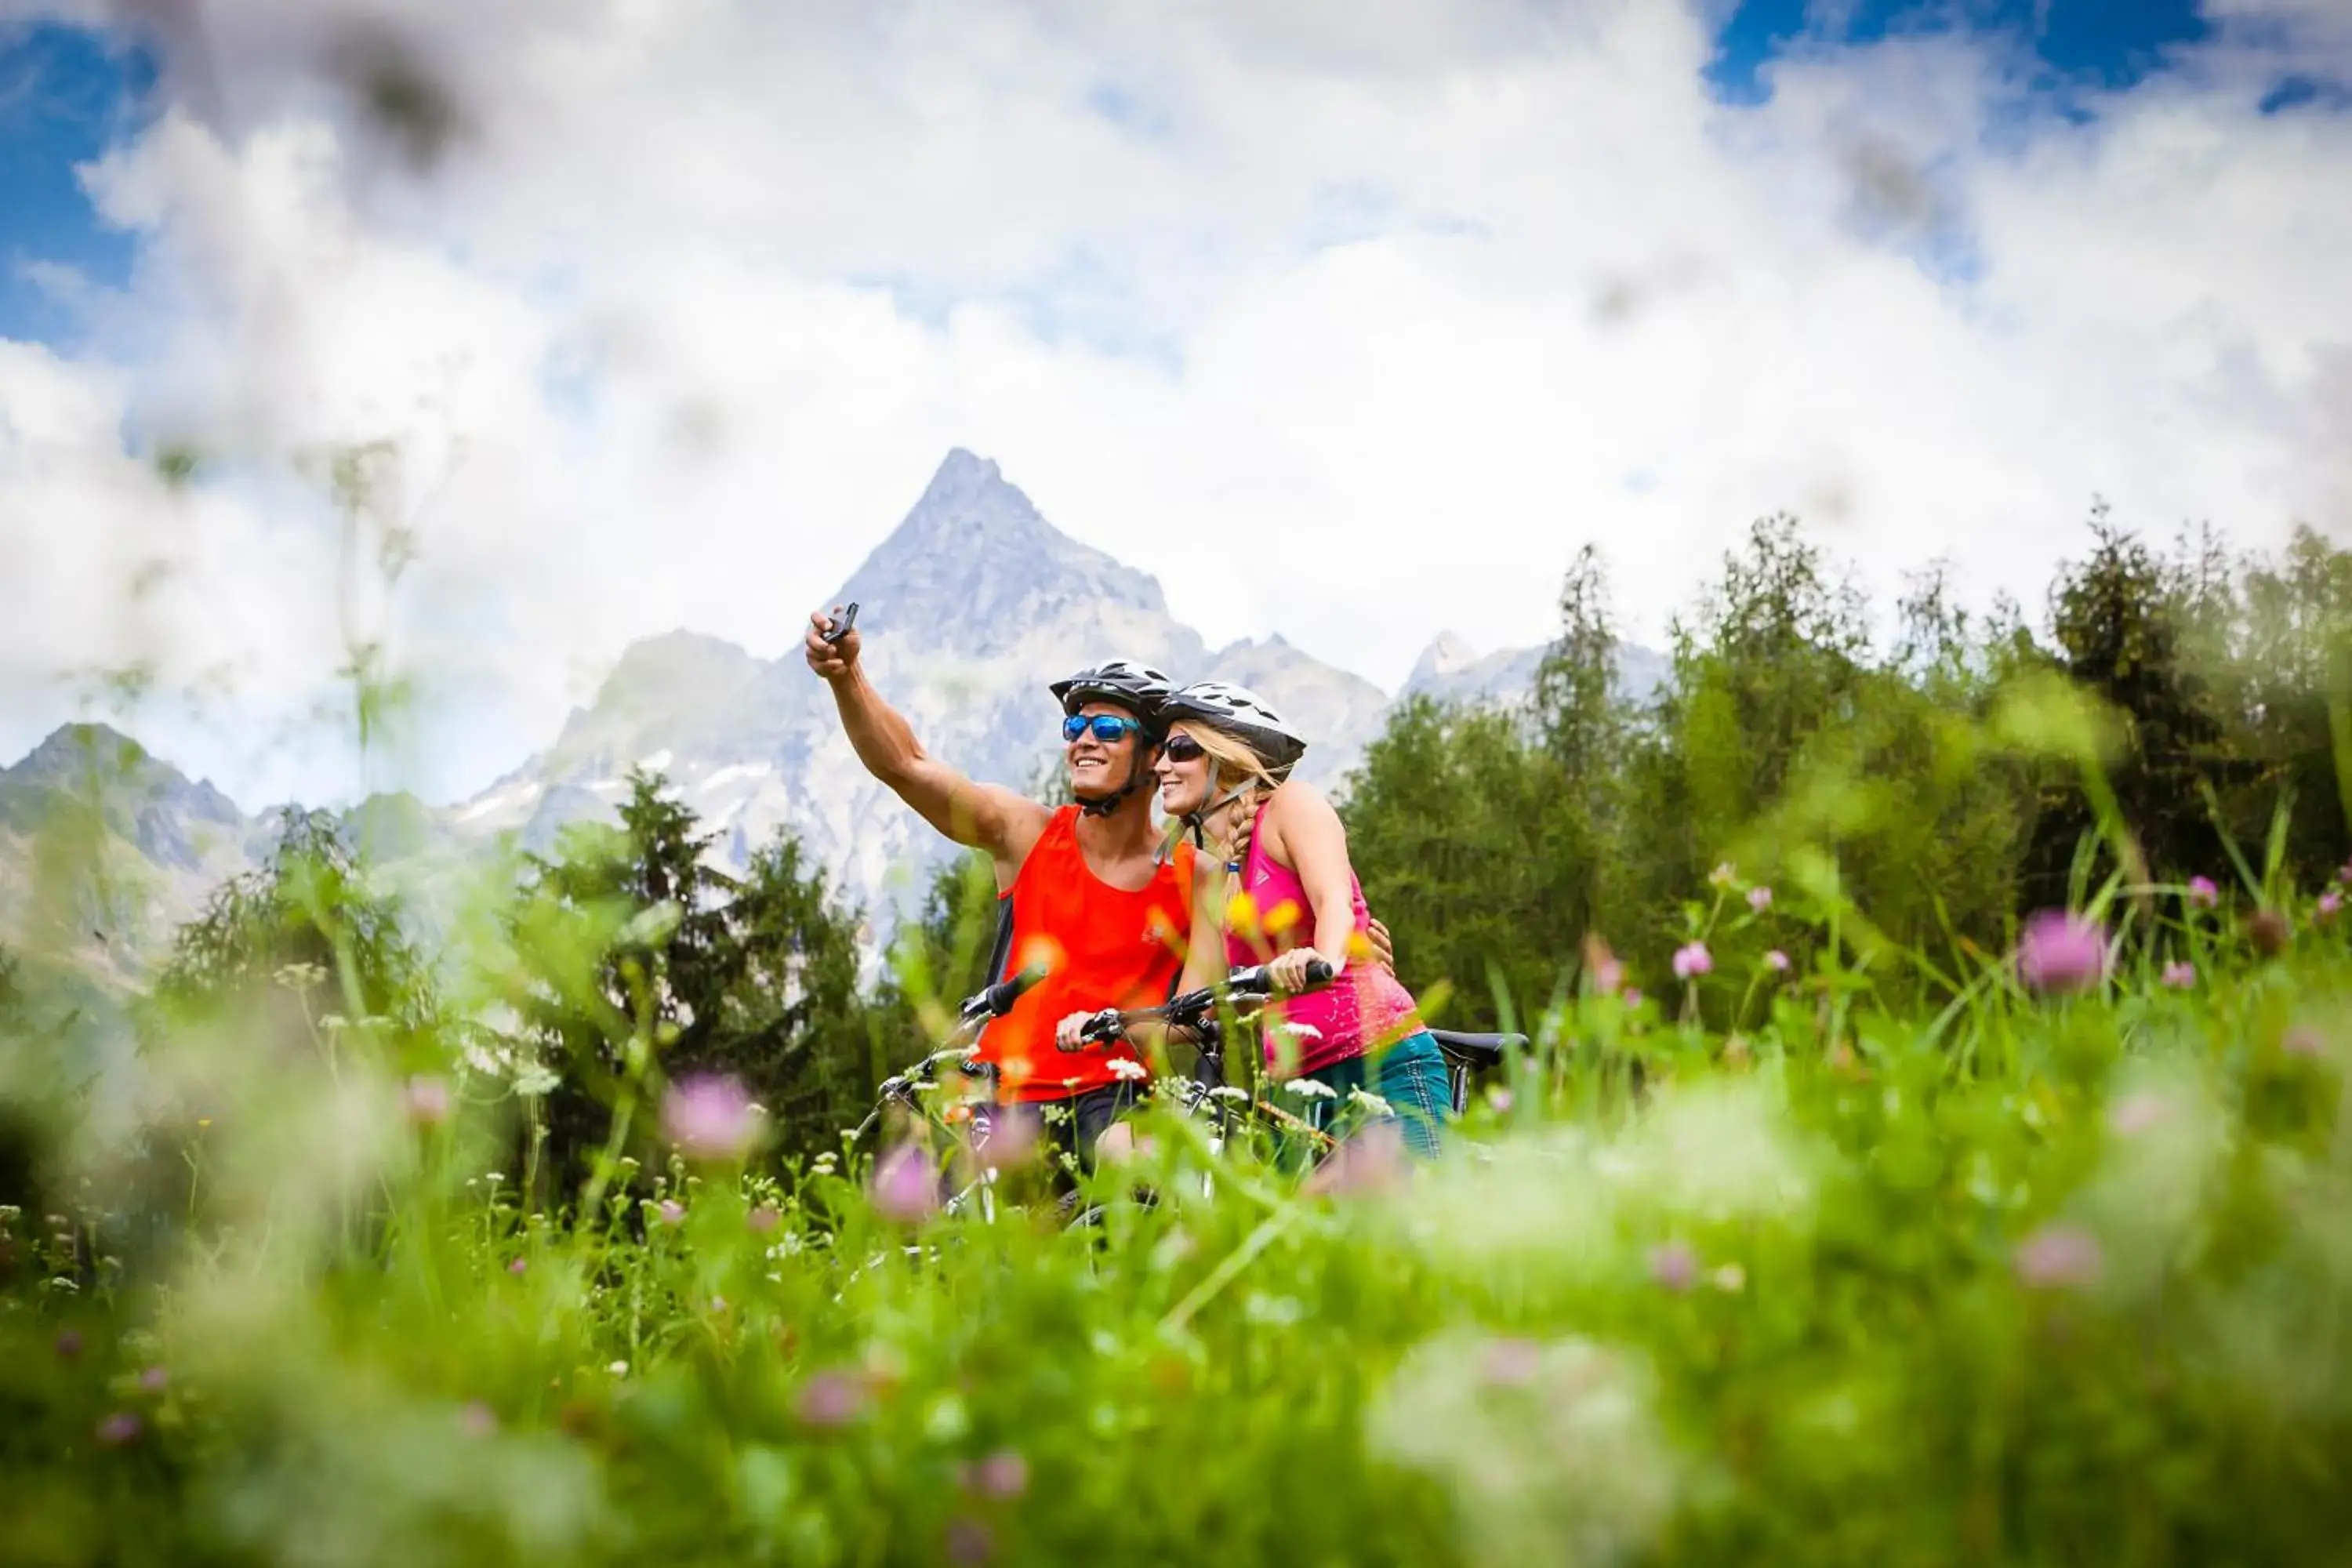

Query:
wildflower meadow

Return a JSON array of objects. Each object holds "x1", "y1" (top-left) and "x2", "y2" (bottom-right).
[
  {"x1": 9, "y1": 518, "x2": 2352, "y2": 1565},
  {"x1": 7, "y1": 836, "x2": 2352, "y2": 1564}
]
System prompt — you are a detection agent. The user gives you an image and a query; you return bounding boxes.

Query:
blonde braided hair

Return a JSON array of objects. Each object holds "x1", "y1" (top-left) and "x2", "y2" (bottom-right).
[{"x1": 1168, "y1": 721, "x2": 1283, "y2": 872}]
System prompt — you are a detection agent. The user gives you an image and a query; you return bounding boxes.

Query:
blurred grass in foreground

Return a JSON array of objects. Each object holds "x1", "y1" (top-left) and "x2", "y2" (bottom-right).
[
  {"x1": 5, "y1": 837, "x2": 2352, "y2": 1566},
  {"x1": 9, "y1": 498, "x2": 2352, "y2": 1564}
]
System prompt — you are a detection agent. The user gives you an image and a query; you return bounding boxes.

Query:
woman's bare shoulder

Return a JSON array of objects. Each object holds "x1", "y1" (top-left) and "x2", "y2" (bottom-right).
[
  {"x1": 1269, "y1": 776, "x2": 1335, "y2": 819},
  {"x1": 1264, "y1": 778, "x2": 1340, "y2": 851}
]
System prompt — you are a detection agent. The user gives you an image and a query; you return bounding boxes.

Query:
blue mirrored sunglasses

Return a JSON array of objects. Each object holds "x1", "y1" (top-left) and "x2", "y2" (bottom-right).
[{"x1": 1062, "y1": 713, "x2": 1144, "y2": 744}]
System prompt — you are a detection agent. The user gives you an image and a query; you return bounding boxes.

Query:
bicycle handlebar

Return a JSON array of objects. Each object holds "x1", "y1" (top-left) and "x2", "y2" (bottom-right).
[
  {"x1": 1075, "y1": 960, "x2": 1334, "y2": 1045},
  {"x1": 854, "y1": 967, "x2": 1039, "y2": 1144},
  {"x1": 962, "y1": 963, "x2": 1047, "y2": 1024}
]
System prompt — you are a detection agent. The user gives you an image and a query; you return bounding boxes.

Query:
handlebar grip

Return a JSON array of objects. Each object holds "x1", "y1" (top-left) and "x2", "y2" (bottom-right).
[
  {"x1": 975, "y1": 963, "x2": 1048, "y2": 1019},
  {"x1": 1076, "y1": 1009, "x2": 1124, "y2": 1046},
  {"x1": 1224, "y1": 961, "x2": 1333, "y2": 996},
  {"x1": 1225, "y1": 966, "x2": 1275, "y2": 998},
  {"x1": 820, "y1": 601, "x2": 861, "y2": 644}
]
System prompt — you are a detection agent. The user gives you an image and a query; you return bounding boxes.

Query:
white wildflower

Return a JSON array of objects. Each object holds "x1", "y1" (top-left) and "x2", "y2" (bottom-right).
[
  {"x1": 511, "y1": 1064, "x2": 561, "y2": 1097},
  {"x1": 1285, "y1": 1080, "x2": 1338, "y2": 1101},
  {"x1": 1615, "y1": 1082, "x2": 1817, "y2": 1223},
  {"x1": 608, "y1": 1360, "x2": 629, "y2": 1377},
  {"x1": 1348, "y1": 1089, "x2": 1394, "y2": 1117},
  {"x1": 1275, "y1": 1022, "x2": 1326, "y2": 1042},
  {"x1": 1209, "y1": 1087, "x2": 1250, "y2": 1104},
  {"x1": 1369, "y1": 1332, "x2": 1679, "y2": 1568},
  {"x1": 1109, "y1": 1058, "x2": 1149, "y2": 1082},
  {"x1": 1243, "y1": 1294, "x2": 1303, "y2": 1326}
]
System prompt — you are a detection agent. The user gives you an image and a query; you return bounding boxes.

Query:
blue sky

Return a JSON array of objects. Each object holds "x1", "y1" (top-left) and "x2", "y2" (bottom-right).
[
  {"x1": 1708, "y1": 0, "x2": 2211, "y2": 102},
  {"x1": 0, "y1": 24, "x2": 155, "y2": 343}
]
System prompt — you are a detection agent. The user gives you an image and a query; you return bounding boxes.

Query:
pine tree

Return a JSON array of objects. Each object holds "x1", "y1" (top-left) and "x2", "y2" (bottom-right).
[
  {"x1": 722, "y1": 834, "x2": 873, "y2": 1151},
  {"x1": 152, "y1": 808, "x2": 435, "y2": 1034},
  {"x1": 510, "y1": 771, "x2": 877, "y2": 1200}
]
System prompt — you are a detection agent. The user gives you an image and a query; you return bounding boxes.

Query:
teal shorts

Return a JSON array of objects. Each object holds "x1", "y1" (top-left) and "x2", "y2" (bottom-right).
[{"x1": 1276, "y1": 1030, "x2": 1450, "y2": 1167}]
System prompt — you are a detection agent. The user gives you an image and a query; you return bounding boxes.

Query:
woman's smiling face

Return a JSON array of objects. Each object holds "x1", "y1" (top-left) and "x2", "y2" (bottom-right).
[{"x1": 1153, "y1": 724, "x2": 1213, "y2": 816}]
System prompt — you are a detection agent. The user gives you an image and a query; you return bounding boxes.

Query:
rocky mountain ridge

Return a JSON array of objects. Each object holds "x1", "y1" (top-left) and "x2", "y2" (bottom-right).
[
  {"x1": 2, "y1": 450, "x2": 1664, "y2": 955},
  {"x1": 0, "y1": 724, "x2": 271, "y2": 985}
]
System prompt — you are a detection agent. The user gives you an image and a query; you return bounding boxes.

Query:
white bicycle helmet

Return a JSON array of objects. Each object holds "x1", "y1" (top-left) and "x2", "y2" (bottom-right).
[{"x1": 1160, "y1": 680, "x2": 1309, "y2": 778}]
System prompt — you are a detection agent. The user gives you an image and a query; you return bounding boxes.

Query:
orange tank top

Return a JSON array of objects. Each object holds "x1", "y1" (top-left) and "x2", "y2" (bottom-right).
[{"x1": 979, "y1": 806, "x2": 1195, "y2": 1102}]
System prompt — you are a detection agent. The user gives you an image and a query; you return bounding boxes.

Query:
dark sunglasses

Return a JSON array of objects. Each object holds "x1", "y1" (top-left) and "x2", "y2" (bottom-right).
[
  {"x1": 1161, "y1": 733, "x2": 1206, "y2": 763},
  {"x1": 1062, "y1": 713, "x2": 1144, "y2": 745}
]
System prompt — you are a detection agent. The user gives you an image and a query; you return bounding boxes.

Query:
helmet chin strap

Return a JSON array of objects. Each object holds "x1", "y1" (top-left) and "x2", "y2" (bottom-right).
[
  {"x1": 1183, "y1": 783, "x2": 1253, "y2": 851},
  {"x1": 1076, "y1": 743, "x2": 1151, "y2": 818}
]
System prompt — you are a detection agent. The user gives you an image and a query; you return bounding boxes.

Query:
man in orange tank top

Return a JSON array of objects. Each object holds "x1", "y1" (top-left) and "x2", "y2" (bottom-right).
[{"x1": 804, "y1": 606, "x2": 1187, "y2": 1169}]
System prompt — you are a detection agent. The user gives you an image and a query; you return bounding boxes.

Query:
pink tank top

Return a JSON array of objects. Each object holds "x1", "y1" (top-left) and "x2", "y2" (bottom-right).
[{"x1": 1223, "y1": 804, "x2": 1422, "y2": 1076}]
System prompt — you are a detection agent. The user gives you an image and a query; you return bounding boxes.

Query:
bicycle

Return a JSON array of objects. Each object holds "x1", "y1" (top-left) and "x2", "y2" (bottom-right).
[
  {"x1": 847, "y1": 964, "x2": 1163, "y2": 1235},
  {"x1": 1072, "y1": 967, "x2": 1527, "y2": 1185},
  {"x1": 847, "y1": 964, "x2": 1044, "y2": 1223},
  {"x1": 1071, "y1": 960, "x2": 1330, "y2": 1163},
  {"x1": 1427, "y1": 1028, "x2": 1523, "y2": 1116}
]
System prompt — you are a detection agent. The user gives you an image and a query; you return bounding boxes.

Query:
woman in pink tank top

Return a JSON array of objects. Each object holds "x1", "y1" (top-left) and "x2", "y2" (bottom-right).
[{"x1": 1152, "y1": 681, "x2": 1449, "y2": 1165}]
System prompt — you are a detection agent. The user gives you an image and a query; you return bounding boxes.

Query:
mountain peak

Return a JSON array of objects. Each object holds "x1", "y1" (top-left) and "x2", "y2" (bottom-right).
[
  {"x1": 882, "y1": 448, "x2": 1036, "y2": 557},
  {"x1": 543, "y1": 630, "x2": 783, "y2": 775},
  {"x1": 8, "y1": 722, "x2": 155, "y2": 785},
  {"x1": 925, "y1": 446, "x2": 1002, "y2": 496},
  {"x1": 600, "y1": 630, "x2": 762, "y2": 691},
  {"x1": 1406, "y1": 632, "x2": 1481, "y2": 688},
  {"x1": 0, "y1": 722, "x2": 245, "y2": 869},
  {"x1": 838, "y1": 449, "x2": 1170, "y2": 656}
]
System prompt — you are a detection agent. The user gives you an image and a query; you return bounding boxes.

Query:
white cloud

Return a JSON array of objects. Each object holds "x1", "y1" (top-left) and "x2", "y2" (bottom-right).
[{"x1": 1, "y1": 0, "x2": 2348, "y2": 808}]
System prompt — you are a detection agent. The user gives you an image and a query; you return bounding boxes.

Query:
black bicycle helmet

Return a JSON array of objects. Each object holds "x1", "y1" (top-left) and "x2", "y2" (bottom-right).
[
  {"x1": 1050, "y1": 660, "x2": 1174, "y2": 729},
  {"x1": 1160, "y1": 680, "x2": 1309, "y2": 778}
]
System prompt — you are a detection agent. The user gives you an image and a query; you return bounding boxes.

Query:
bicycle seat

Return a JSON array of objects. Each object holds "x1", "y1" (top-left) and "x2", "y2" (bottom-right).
[{"x1": 1427, "y1": 1030, "x2": 1526, "y2": 1068}]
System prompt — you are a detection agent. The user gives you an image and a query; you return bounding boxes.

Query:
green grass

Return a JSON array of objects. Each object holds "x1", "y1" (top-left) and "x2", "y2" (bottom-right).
[{"x1": 6, "y1": 884, "x2": 2352, "y2": 1567}]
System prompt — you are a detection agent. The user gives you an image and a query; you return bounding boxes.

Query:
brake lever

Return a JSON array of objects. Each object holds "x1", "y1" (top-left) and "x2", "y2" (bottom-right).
[{"x1": 1072, "y1": 1008, "x2": 1124, "y2": 1049}]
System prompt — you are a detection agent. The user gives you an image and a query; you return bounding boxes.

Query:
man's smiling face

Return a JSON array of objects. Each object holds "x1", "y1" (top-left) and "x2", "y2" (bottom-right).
[{"x1": 1065, "y1": 702, "x2": 1145, "y2": 801}]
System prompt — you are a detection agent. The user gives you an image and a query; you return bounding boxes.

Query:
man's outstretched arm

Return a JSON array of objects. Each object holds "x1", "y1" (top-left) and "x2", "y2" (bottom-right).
[{"x1": 805, "y1": 608, "x2": 1047, "y2": 880}]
